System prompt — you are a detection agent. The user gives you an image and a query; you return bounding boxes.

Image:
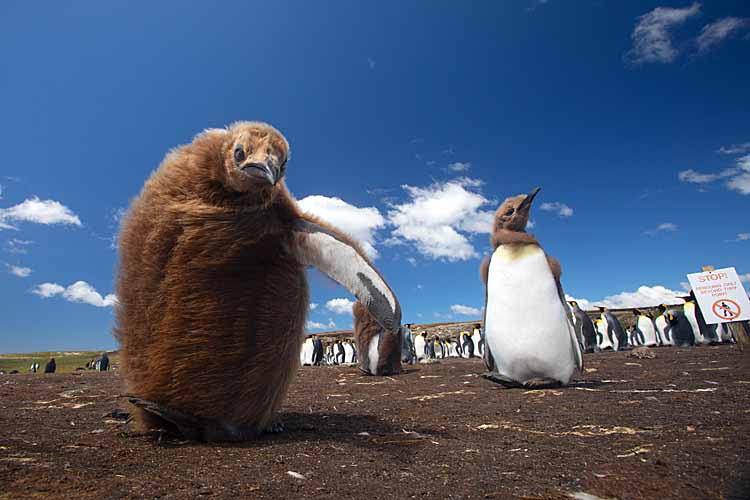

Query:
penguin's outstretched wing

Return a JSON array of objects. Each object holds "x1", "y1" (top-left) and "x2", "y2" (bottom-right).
[{"x1": 293, "y1": 218, "x2": 401, "y2": 332}]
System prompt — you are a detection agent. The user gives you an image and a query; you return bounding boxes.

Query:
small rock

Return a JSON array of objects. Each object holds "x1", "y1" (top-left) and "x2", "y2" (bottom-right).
[{"x1": 628, "y1": 347, "x2": 656, "y2": 359}]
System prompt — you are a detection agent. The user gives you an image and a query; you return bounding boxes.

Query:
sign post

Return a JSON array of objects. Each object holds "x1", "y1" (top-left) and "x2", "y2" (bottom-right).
[{"x1": 686, "y1": 267, "x2": 750, "y2": 324}]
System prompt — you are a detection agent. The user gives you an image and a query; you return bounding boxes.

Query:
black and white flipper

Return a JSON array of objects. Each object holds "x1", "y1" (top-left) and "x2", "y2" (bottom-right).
[{"x1": 293, "y1": 219, "x2": 401, "y2": 332}]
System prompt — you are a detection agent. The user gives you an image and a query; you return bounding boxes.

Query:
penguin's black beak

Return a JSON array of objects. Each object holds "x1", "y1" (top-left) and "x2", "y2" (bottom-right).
[
  {"x1": 519, "y1": 187, "x2": 541, "y2": 212},
  {"x1": 240, "y1": 160, "x2": 279, "y2": 185}
]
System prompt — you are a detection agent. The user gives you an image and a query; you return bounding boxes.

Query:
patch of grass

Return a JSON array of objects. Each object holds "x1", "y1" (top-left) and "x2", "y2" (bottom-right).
[{"x1": 0, "y1": 351, "x2": 119, "y2": 374}]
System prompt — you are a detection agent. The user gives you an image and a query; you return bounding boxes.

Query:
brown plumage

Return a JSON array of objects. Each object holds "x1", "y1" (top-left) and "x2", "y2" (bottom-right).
[
  {"x1": 352, "y1": 301, "x2": 402, "y2": 375},
  {"x1": 115, "y1": 121, "x2": 401, "y2": 441}
]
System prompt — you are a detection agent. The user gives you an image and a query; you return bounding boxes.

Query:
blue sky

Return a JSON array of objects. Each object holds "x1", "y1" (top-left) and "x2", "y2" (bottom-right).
[{"x1": 1, "y1": 1, "x2": 749, "y2": 352}]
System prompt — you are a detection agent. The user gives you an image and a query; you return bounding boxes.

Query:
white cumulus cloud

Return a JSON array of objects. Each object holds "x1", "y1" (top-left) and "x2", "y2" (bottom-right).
[
  {"x1": 386, "y1": 178, "x2": 495, "y2": 261},
  {"x1": 644, "y1": 222, "x2": 678, "y2": 235},
  {"x1": 32, "y1": 281, "x2": 117, "y2": 307},
  {"x1": 718, "y1": 142, "x2": 750, "y2": 155},
  {"x1": 306, "y1": 319, "x2": 337, "y2": 331},
  {"x1": 447, "y1": 162, "x2": 471, "y2": 172},
  {"x1": 6, "y1": 264, "x2": 31, "y2": 278},
  {"x1": 567, "y1": 285, "x2": 686, "y2": 310},
  {"x1": 450, "y1": 304, "x2": 482, "y2": 316},
  {"x1": 696, "y1": 17, "x2": 750, "y2": 54},
  {"x1": 539, "y1": 202, "x2": 573, "y2": 217},
  {"x1": 326, "y1": 297, "x2": 355, "y2": 315},
  {"x1": 680, "y1": 154, "x2": 750, "y2": 195},
  {"x1": 0, "y1": 197, "x2": 82, "y2": 230},
  {"x1": 297, "y1": 195, "x2": 385, "y2": 259},
  {"x1": 624, "y1": 2, "x2": 701, "y2": 64}
]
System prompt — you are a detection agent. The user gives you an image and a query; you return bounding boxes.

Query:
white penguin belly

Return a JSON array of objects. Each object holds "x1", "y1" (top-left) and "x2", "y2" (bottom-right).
[
  {"x1": 637, "y1": 317, "x2": 658, "y2": 346},
  {"x1": 655, "y1": 315, "x2": 671, "y2": 346},
  {"x1": 485, "y1": 245, "x2": 577, "y2": 384},
  {"x1": 301, "y1": 342, "x2": 314, "y2": 365},
  {"x1": 343, "y1": 344, "x2": 354, "y2": 363},
  {"x1": 415, "y1": 337, "x2": 426, "y2": 360}
]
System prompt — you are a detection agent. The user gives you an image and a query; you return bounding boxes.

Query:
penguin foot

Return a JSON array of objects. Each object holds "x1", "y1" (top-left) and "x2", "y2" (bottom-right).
[
  {"x1": 127, "y1": 397, "x2": 214, "y2": 441},
  {"x1": 265, "y1": 421, "x2": 286, "y2": 434},
  {"x1": 522, "y1": 378, "x2": 562, "y2": 390},
  {"x1": 481, "y1": 372, "x2": 523, "y2": 388}
]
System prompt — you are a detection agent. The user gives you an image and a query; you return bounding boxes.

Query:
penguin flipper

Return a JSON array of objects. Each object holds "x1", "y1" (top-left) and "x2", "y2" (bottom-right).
[
  {"x1": 128, "y1": 397, "x2": 256, "y2": 442},
  {"x1": 523, "y1": 378, "x2": 563, "y2": 390},
  {"x1": 481, "y1": 372, "x2": 523, "y2": 388},
  {"x1": 548, "y1": 260, "x2": 584, "y2": 372},
  {"x1": 293, "y1": 218, "x2": 401, "y2": 333}
]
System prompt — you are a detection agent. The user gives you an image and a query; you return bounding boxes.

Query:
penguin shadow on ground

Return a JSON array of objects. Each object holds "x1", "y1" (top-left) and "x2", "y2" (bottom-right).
[{"x1": 130, "y1": 411, "x2": 448, "y2": 463}]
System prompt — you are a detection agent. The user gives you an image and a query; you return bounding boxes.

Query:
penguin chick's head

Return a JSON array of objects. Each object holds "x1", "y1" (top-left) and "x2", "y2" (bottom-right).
[
  {"x1": 222, "y1": 121, "x2": 290, "y2": 195},
  {"x1": 493, "y1": 187, "x2": 541, "y2": 232}
]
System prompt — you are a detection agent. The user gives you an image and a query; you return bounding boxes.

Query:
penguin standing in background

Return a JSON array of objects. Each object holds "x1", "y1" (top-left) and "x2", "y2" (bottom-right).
[
  {"x1": 415, "y1": 332, "x2": 427, "y2": 361},
  {"x1": 597, "y1": 307, "x2": 629, "y2": 351},
  {"x1": 300, "y1": 337, "x2": 315, "y2": 366},
  {"x1": 401, "y1": 324, "x2": 416, "y2": 364},
  {"x1": 681, "y1": 297, "x2": 704, "y2": 345},
  {"x1": 99, "y1": 352, "x2": 110, "y2": 371},
  {"x1": 716, "y1": 323, "x2": 734, "y2": 343},
  {"x1": 568, "y1": 301, "x2": 597, "y2": 353},
  {"x1": 447, "y1": 339, "x2": 459, "y2": 357},
  {"x1": 44, "y1": 358, "x2": 56, "y2": 374},
  {"x1": 343, "y1": 340, "x2": 355, "y2": 363},
  {"x1": 312, "y1": 337, "x2": 324, "y2": 366},
  {"x1": 683, "y1": 292, "x2": 720, "y2": 344},
  {"x1": 633, "y1": 309, "x2": 658, "y2": 347},
  {"x1": 480, "y1": 187, "x2": 582, "y2": 388},
  {"x1": 425, "y1": 336, "x2": 436, "y2": 359},
  {"x1": 435, "y1": 337, "x2": 445, "y2": 359},
  {"x1": 665, "y1": 309, "x2": 696, "y2": 347},
  {"x1": 461, "y1": 331, "x2": 475, "y2": 358},
  {"x1": 595, "y1": 319, "x2": 614, "y2": 351},
  {"x1": 472, "y1": 324, "x2": 483, "y2": 357},
  {"x1": 628, "y1": 326, "x2": 642, "y2": 347},
  {"x1": 335, "y1": 340, "x2": 345, "y2": 364},
  {"x1": 655, "y1": 304, "x2": 672, "y2": 346}
]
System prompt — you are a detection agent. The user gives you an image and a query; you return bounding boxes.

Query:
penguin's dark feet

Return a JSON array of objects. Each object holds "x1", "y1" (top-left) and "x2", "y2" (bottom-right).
[
  {"x1": 265, "y1": 420, "x2": 286, "y2": 434},
  {"x1": 481, "y1": 372, "x2": 524, "y2": 388},
  {"x1": 522, "y1": 378, "x2": 563, "y2": 390}
]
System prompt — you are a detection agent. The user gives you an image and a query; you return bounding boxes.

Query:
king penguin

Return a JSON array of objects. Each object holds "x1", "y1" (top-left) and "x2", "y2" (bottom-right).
[
  {"x1": 415, "y1": 332, "x2": 427, "y2": 361},
  {"x1": 480, "y1": 187, "x2": 582, "y2": 388},
  {"x1": 568, "y1": 301, "x2": 597, "y2": 353},
  {"x1": 681, "y1": 296, "x2": 705, "y2": 345},
  {"x1": 300, "y1": 336, "x2": 315, "y2": 366},
  {"x1": 665, "y1": 309, "x2": 696, "y2": 347},
  {"x1": 633, "y1": 309, "x2": 658, "y2": 347},
  {"x1": 655, "y1": 304, "x2": 672, "y2": 346},
  {"x1": 597, "y1": 307, "x2": 629, "y2": 351},
  {"x1": 683, "y1": 291, "x2": 720, "y2": 344},
  {"x1": 595, "y1": 318, "x2": 614, "y2": 350}
]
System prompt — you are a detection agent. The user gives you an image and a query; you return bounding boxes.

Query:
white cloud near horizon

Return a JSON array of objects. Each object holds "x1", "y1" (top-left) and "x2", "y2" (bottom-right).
[
  {"x1": 696, "y1": 17, "x2": 750, "y2": 54},
  {"x1": 644, "y1": 222, "x2": 678, "y2": 235},
  {"x1": 7, "y1": 264, "x2": 31, "y2": 278},
  {"x1": 450, "y1": 304, "x2": 482, "y2": 316},
  {"x1": 325, "y1": 297, "x2": 355, "y2": 315},
  {"x1": 4, "y1": 239, "x2": 33, "y2": 254},
  {"x1": 306, "y1": 318, "x2": 337, "y2": 331},
  {"x1": 679, "y1": 154, "x2": 750, "y2": 195},
  {"x1": 0, "y1": 197, "x2": 82, "y2": 230},
  {"x1": 32, "y1": 281, "x2": 117, "y2": 307},
  {"x1": 624, "y1": 2, "x2": 701, "y2": 64},
  {"x1": 567, "y1": 285, "x2": 686, "y2": 310},
  {"x1": 539, "y1": 202, "x2": 573, "y2": 217},
  {"x1": 386, "y1": 177, "x2": 495, "y2": 261},
  {"x1": 298, "y1": 195, "x2": 385, "y2": 259}
]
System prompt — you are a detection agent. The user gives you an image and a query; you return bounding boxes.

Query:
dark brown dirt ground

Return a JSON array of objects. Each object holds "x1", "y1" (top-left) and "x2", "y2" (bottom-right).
[{"x1": 1, "y1": 345, "x2": 749, "y2": 500}]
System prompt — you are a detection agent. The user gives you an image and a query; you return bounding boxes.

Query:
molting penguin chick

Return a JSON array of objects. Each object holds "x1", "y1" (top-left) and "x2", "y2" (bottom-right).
[
  {"x1": 481, "y1": 188, "x2": 582, "y2": 389},
  {"x1": 115, "y1": 122, "x2": 401, "y2": 441},
  {"x1": 352, "y1": 301, "x2": 402, "y2": 375}
]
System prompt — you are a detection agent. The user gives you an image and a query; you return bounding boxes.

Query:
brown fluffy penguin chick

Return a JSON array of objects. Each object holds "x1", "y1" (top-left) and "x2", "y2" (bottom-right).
[
  {"x1": 352, "y1": 301, "x2": 402, "y2": 375},
  {"x1": 115, "y1": 122, "x2": 401, "y2": 442}
]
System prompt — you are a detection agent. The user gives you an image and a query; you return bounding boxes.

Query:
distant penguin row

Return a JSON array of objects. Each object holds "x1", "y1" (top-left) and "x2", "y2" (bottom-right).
[
  {"x1": 301, "y1": 337, "x2": 357, "y2": 366},
  {"x1": 569, "y1": 297, "x2": 734, "y2": 353}
]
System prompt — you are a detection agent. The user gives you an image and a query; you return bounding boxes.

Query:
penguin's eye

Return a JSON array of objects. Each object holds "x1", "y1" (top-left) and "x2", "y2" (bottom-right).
[
  {"x1": 505, "y1": 208, "x2": 515, "y2": 216},
  {"x1": 234, "y1": 146, "x2": 246, "y2": 163}
]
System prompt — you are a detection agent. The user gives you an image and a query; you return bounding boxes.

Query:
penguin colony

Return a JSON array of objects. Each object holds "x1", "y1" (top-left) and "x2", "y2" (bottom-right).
[{"x1": 116, "y1": 122, "x2": 737, "y2": 442}]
